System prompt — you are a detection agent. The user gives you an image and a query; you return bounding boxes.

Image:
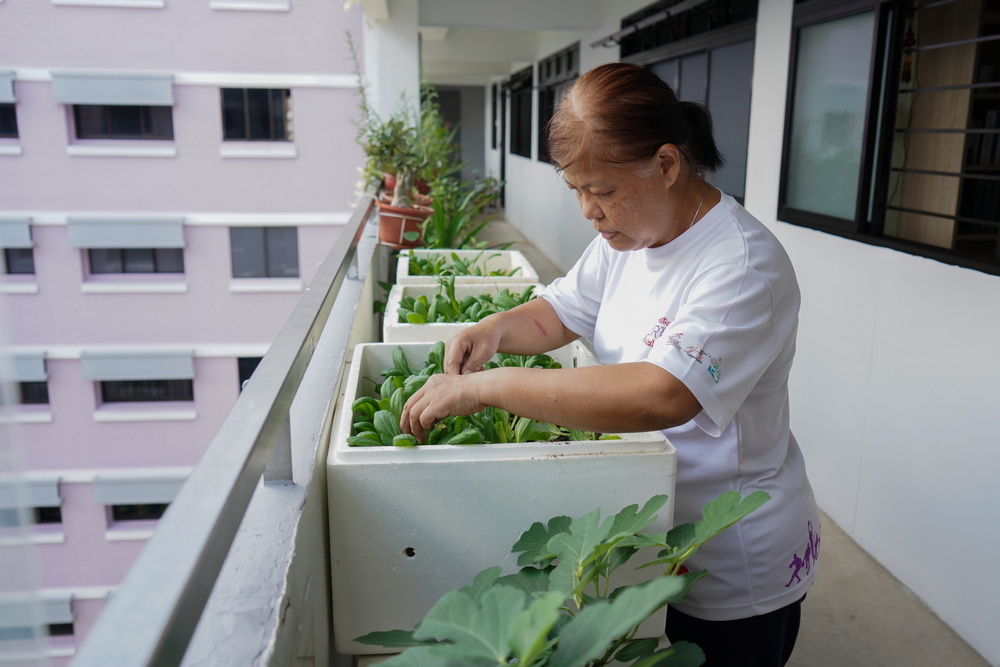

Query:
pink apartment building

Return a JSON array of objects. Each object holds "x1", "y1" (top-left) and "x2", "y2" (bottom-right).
[{"x1": 0, "y1": 2, "x2": 366, "y2": 662}]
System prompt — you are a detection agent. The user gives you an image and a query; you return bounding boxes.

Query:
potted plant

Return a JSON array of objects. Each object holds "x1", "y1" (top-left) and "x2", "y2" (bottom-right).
[{"x1": 348, "y1": 32, "x2": 432, "y2": 247}]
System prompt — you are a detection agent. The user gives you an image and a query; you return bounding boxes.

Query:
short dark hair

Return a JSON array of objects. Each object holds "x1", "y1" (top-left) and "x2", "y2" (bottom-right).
[{"x1": 546, "y1": 62, "x2": 724, "y2": 174}]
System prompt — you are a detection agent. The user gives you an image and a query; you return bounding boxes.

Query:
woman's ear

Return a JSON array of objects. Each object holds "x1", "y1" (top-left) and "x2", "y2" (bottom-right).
[{"x1": 657, "y1": 144, "x2": 682, "y2": 185}]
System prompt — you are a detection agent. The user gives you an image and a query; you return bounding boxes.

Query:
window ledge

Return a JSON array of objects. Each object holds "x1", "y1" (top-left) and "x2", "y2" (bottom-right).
[
  {"x1": 210, "y1": 0, "x2": 291, "y2": 11},
  {"x1": 81, "y1": 282, "x2": 188, "y2": 294},
  {"x1": 229, "y1": 278, "x2": 303, "y2": 293},
  {"x1": 67, "y1": 145, "x2": 177, "y2": 158},
  {"x1": 0, "y1": 282, "x2": 39, "y2": 294},
  {"x1": 0, "y1": 409, "x2": 53, "y2": 424},
  {"x1": 0, "y1": 530, "x2": 66, "y2": 546},
  {"x1": 53, "y1": 0, "x2": 163, "y2": 6},
  {"x1": 0, "y1": 144, "x2": 22, "y2": 156},
  {"x1": 220, "y1": 143, "x2": 297, "y2": 159},
  {"x1": 93, "y1": 406, "x2": 197, "y2": 422},
  {"x1": 105, "y1": 527, "x2": 157, "y2": 542}
]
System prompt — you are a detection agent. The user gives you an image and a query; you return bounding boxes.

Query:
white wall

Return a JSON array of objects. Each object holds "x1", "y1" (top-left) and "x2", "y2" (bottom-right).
[
  {"x1": 495, "y1": 0, "x2": 1000, "y2": 663},
  {"x1": 747, "y1": 2, "x2": 1000, "y2": 664}
]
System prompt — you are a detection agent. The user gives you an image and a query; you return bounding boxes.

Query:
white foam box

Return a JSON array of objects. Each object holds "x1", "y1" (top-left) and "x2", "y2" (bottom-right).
[
  {"x1": 327, "y1": 341, "x2": 677, "y2": 655},
  {"x1": 383, "y1": 281, "x2": 543, "y2": 343},
  {"x1": 395, "y1": 249, "x2": 540, "y2": 285}
]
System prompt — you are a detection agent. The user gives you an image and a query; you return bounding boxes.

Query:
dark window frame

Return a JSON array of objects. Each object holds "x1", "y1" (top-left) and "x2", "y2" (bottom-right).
[
  {"x1": 229, "y1": 226, "x2": 300, "y2": 279},
  {"x1": 508, "y1": 67, "x2": 533, "y2": 159},
  {"x1": 779, "y1": 0, "x2": 1000, "y2": 275},
  {"x1": 0, "y1": 103, "x2": 18, "y2": 138},
  {"x1": 87, "y1": 247, "x2": 185, "y2": 275},
  {"x1": 72, "y1": 104, "x2": 174, "y2": 141},
  {"x1": 100, "y1": 379, "x2": 194, "y2": 403},
  {"x1": 537, "y1": 43, "x2": 580, "y2": 164},
  {"x1": 3, "y1": 247, "x2": 35, "y2": 275},
  {"x1": 220, "y1": 88, "x2": 291, "y2": 142},
  {"x1": 111, "y1": 503, "x2": 169, "y2": 522}
]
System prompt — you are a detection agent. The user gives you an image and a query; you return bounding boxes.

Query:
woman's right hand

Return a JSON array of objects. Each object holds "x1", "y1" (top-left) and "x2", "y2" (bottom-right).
[{"x1": 443, "y1": 315, "x2": 503, "y2": 375}]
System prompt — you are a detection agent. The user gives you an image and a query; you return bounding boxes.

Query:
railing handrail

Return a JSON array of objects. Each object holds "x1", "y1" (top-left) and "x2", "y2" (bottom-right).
[{"x1": 73, "y1": 191, "x2": 378, "y2": 667}]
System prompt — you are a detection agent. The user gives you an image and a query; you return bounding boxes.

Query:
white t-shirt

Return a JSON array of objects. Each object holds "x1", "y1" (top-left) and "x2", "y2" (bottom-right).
[{"x1": 541, "y1": 193, "x2": 820, "y2": 621}]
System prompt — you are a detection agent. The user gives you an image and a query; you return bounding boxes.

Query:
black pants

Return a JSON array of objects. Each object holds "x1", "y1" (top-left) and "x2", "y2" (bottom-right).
[{"x1": 665, "y1": 595, "x2": 805, "y2": 667}]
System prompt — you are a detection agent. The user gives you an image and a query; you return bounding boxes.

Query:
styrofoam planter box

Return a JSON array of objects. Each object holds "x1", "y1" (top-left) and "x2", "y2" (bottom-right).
[
  {"x1": 327, "y1": 341, "x2": 677, "y2": 655},
  {"x1": 383, "y1": 281, "x2": 543, "y2": 343},
  {"x1": 395, "y1": 249, "x2": 540, "y2": 285}
]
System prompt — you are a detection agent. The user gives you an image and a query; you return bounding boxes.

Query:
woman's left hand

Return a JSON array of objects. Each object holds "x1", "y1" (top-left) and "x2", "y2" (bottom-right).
[{"x1": 400, "y1": 372, "x2": 487, "y2": 443}]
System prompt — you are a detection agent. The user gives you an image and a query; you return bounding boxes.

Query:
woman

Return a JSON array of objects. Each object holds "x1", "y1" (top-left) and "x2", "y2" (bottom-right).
[{"x1": 400, "y1": 62, "x2": 819, "y2": 666}]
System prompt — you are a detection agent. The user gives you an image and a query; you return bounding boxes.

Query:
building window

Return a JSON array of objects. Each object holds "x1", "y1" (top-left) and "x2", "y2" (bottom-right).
[
  {"x1": 620, "y1": 1, "x2": 757, "y2": 201},
  {"x1": 0, "y1": 506, "x2": 61, "y2": 526},
  {"x1": 508, "y1": 67, "x2": 533, "y2": 158},
  {"x1": 111, "y1": 503, "x2": 169, "y2": 522},
  {"x1": 784, "y1": 10, "x2": 876, "y2": 221},
  {"x1": 238, "y1": 356, "x2": 262, "y2": 391},
  {"x1": 0, "y1": 104, "x2": 17, "y2": 138},
  {"x1": 780, "y1": 0, "x2": 1000, "y2": 274},
  {"x1": 100, "y1": 380, "x2": 194, "y2": 403},
  {"x1": 221, "y1": 88, "x2": 292, "y2": 141},
  {"x1": 3, "y1": 248, "x2": 34, "y2": 274},
  {"x1": 491, "y1": 83, "x2": 498, "y2": 150},
  {"x1": 18, "y1": 381, "x2": 49, "y2": 405},
  {"x1": 88, "y1": 248, "x2": 184, "y2": 274},
  {"x1": 73, "y1": 105, "x2": 174, "y2": 140},
  {"x1": 538, "y1": 44, "x2": 579, "y2": 164},
  {"x1": 230, "y1": 227, "x2": 299, "y2": 278}
]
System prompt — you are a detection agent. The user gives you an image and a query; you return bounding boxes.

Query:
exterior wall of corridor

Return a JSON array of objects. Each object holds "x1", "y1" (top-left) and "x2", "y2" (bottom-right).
[{"x1": 488, "y1": 2, "x2": 1000, "y2": 664}]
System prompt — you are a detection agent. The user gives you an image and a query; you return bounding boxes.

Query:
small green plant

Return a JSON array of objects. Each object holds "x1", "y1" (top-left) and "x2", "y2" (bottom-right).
[
  {"x1": 397, "y1": 277, "x2": 536, "y2": 324},
  {"x1": 357, "y1": 491, "x2": 771, "y2": 666},
  {"x1": 405, "y1": 250, "x2": 523, "y2": 278},
  {"x1": 420, "y1": 177, "x2": 503, "y2": 250},
  {"x1": 347, "y1": 343, "x2": 617, "y2": 447}
]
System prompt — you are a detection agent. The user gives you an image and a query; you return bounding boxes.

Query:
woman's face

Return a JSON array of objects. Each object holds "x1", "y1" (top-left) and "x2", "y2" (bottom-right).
[{"x1": 563, "y1": 158, "x2": 676, "y2": 251}]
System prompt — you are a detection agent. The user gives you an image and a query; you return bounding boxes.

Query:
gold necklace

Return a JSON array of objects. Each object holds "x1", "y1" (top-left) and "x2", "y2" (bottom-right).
[{"x1": 688, "y1": 182, "x2": 709, "y2": 231}]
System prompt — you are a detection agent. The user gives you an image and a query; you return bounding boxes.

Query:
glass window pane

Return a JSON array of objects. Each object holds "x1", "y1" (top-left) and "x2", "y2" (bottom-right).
[
  {"x1": 19, "y1": 381, "x2": 49, "y2": 405},
  {"x1": 265, "y1": 227, "x2": 299, "y2": 277},
  {"x1": 271, "y1": 89, "x2": 287, "y2": 140},
  {"x1": 123, "y1": 248, "x2": 156, "y2": 273},
  {"x1": 143, "y1": 106, "x2": 174, "y2": 140},
  {"x1": 679, "y1": 52, "x2": 708, "y2": 104},
  {"x1": 246, "y1": 89, "x2": 272, "y2": 140},
  {"x1": 0, "y1": 104, "x2": 18, "y2": 137},
  {"x1": 230, "y1": 227, "x2": 266, "y2": 277},
  {"x1": 708, "y1": 40, "x2": 755, "y2": 200},
  {"x1": 108, "y1": 106, "x2": 143, "y2": 138},
  {"x1": 785, "y1": 12, "x2": 876, "y2": 220},
  {"x1": 75, "y1": 105, "x2": 108, "y2": 138},
  {"x1": 154, "y1": 247, "x2": 185, "y2": 273},
  {"x1": 89, "y1": 248, "x2": 123, "y2": 274},
  {"x1": 4, "y1": 248, "x2": 35, "y2": 274},
  {"x1": 221, "y1": 88, "x2": 246, "y2": 140}
]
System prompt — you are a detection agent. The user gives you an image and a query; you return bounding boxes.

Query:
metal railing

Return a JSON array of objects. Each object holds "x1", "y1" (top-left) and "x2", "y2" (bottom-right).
[{"x1": 74, "y1": 191, "x2": 379, "y2": 667}]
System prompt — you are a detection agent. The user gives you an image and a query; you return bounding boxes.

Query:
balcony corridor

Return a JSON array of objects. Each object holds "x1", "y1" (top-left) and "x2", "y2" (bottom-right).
[{"x1": 473, "y1": 218, "x2": 991, "y2": 667}]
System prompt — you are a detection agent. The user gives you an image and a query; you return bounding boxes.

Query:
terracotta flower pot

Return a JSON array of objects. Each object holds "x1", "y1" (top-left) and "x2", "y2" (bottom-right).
[
  {"x1": 377, "y1": 200, "x2": 432, "y2": 249},
  {"x1": 383, "y1": 173, "x2": 397, "y2": 193}
]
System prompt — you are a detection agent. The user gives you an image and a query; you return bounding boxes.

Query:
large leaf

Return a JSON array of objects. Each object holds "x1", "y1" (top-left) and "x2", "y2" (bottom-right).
[
  {"x1": 609, "y1": 495, "x2": 669, "y2": 536},
  {"x1": 354, "y1": 629, "x2": 428, "y2": 648},
  {"x1": 459, "y1": 566, "x2": 501, "y2": 605},
  {"x1": 507, "y1": 590, "x2": 565, "y2": 667},
  {"x1": 547, "y1": 576, "x2": 690, "y2": 667},
  {"x1": 512, "y1": 516, "x2": 572, "y2": 567},
  {"x1": 631, "y1": 641, "x2": 706, "y2": 667},
  {"x1": 376, "y1": 645, "x2": 490, "y2": 667},
  {"x1": 495, "y1": 566, "x2": 552, "y2": 597},
  {"x1": 413, "y1": 586, "x2": 526, "y2": 663},
  {"x1": 547, "y1": 510, "x2": 614, "y2": 594},
  {"x1": 696, "y1": 490, "x2": 770, "y2": 543}
]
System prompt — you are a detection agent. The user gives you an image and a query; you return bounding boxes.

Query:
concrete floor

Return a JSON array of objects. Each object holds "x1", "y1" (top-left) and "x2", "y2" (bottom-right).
[{"x1": 478, "y1": 219, "x2": 993, "y2": 667}]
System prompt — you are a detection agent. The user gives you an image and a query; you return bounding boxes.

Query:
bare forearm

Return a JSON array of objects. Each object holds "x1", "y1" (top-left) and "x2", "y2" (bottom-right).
[
  {"x1": 491, "y1": 297, "x2": 579, "y2": 355},
  {"x1": 472, "y1": 362, "x2": 701, "y2": 434}
]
